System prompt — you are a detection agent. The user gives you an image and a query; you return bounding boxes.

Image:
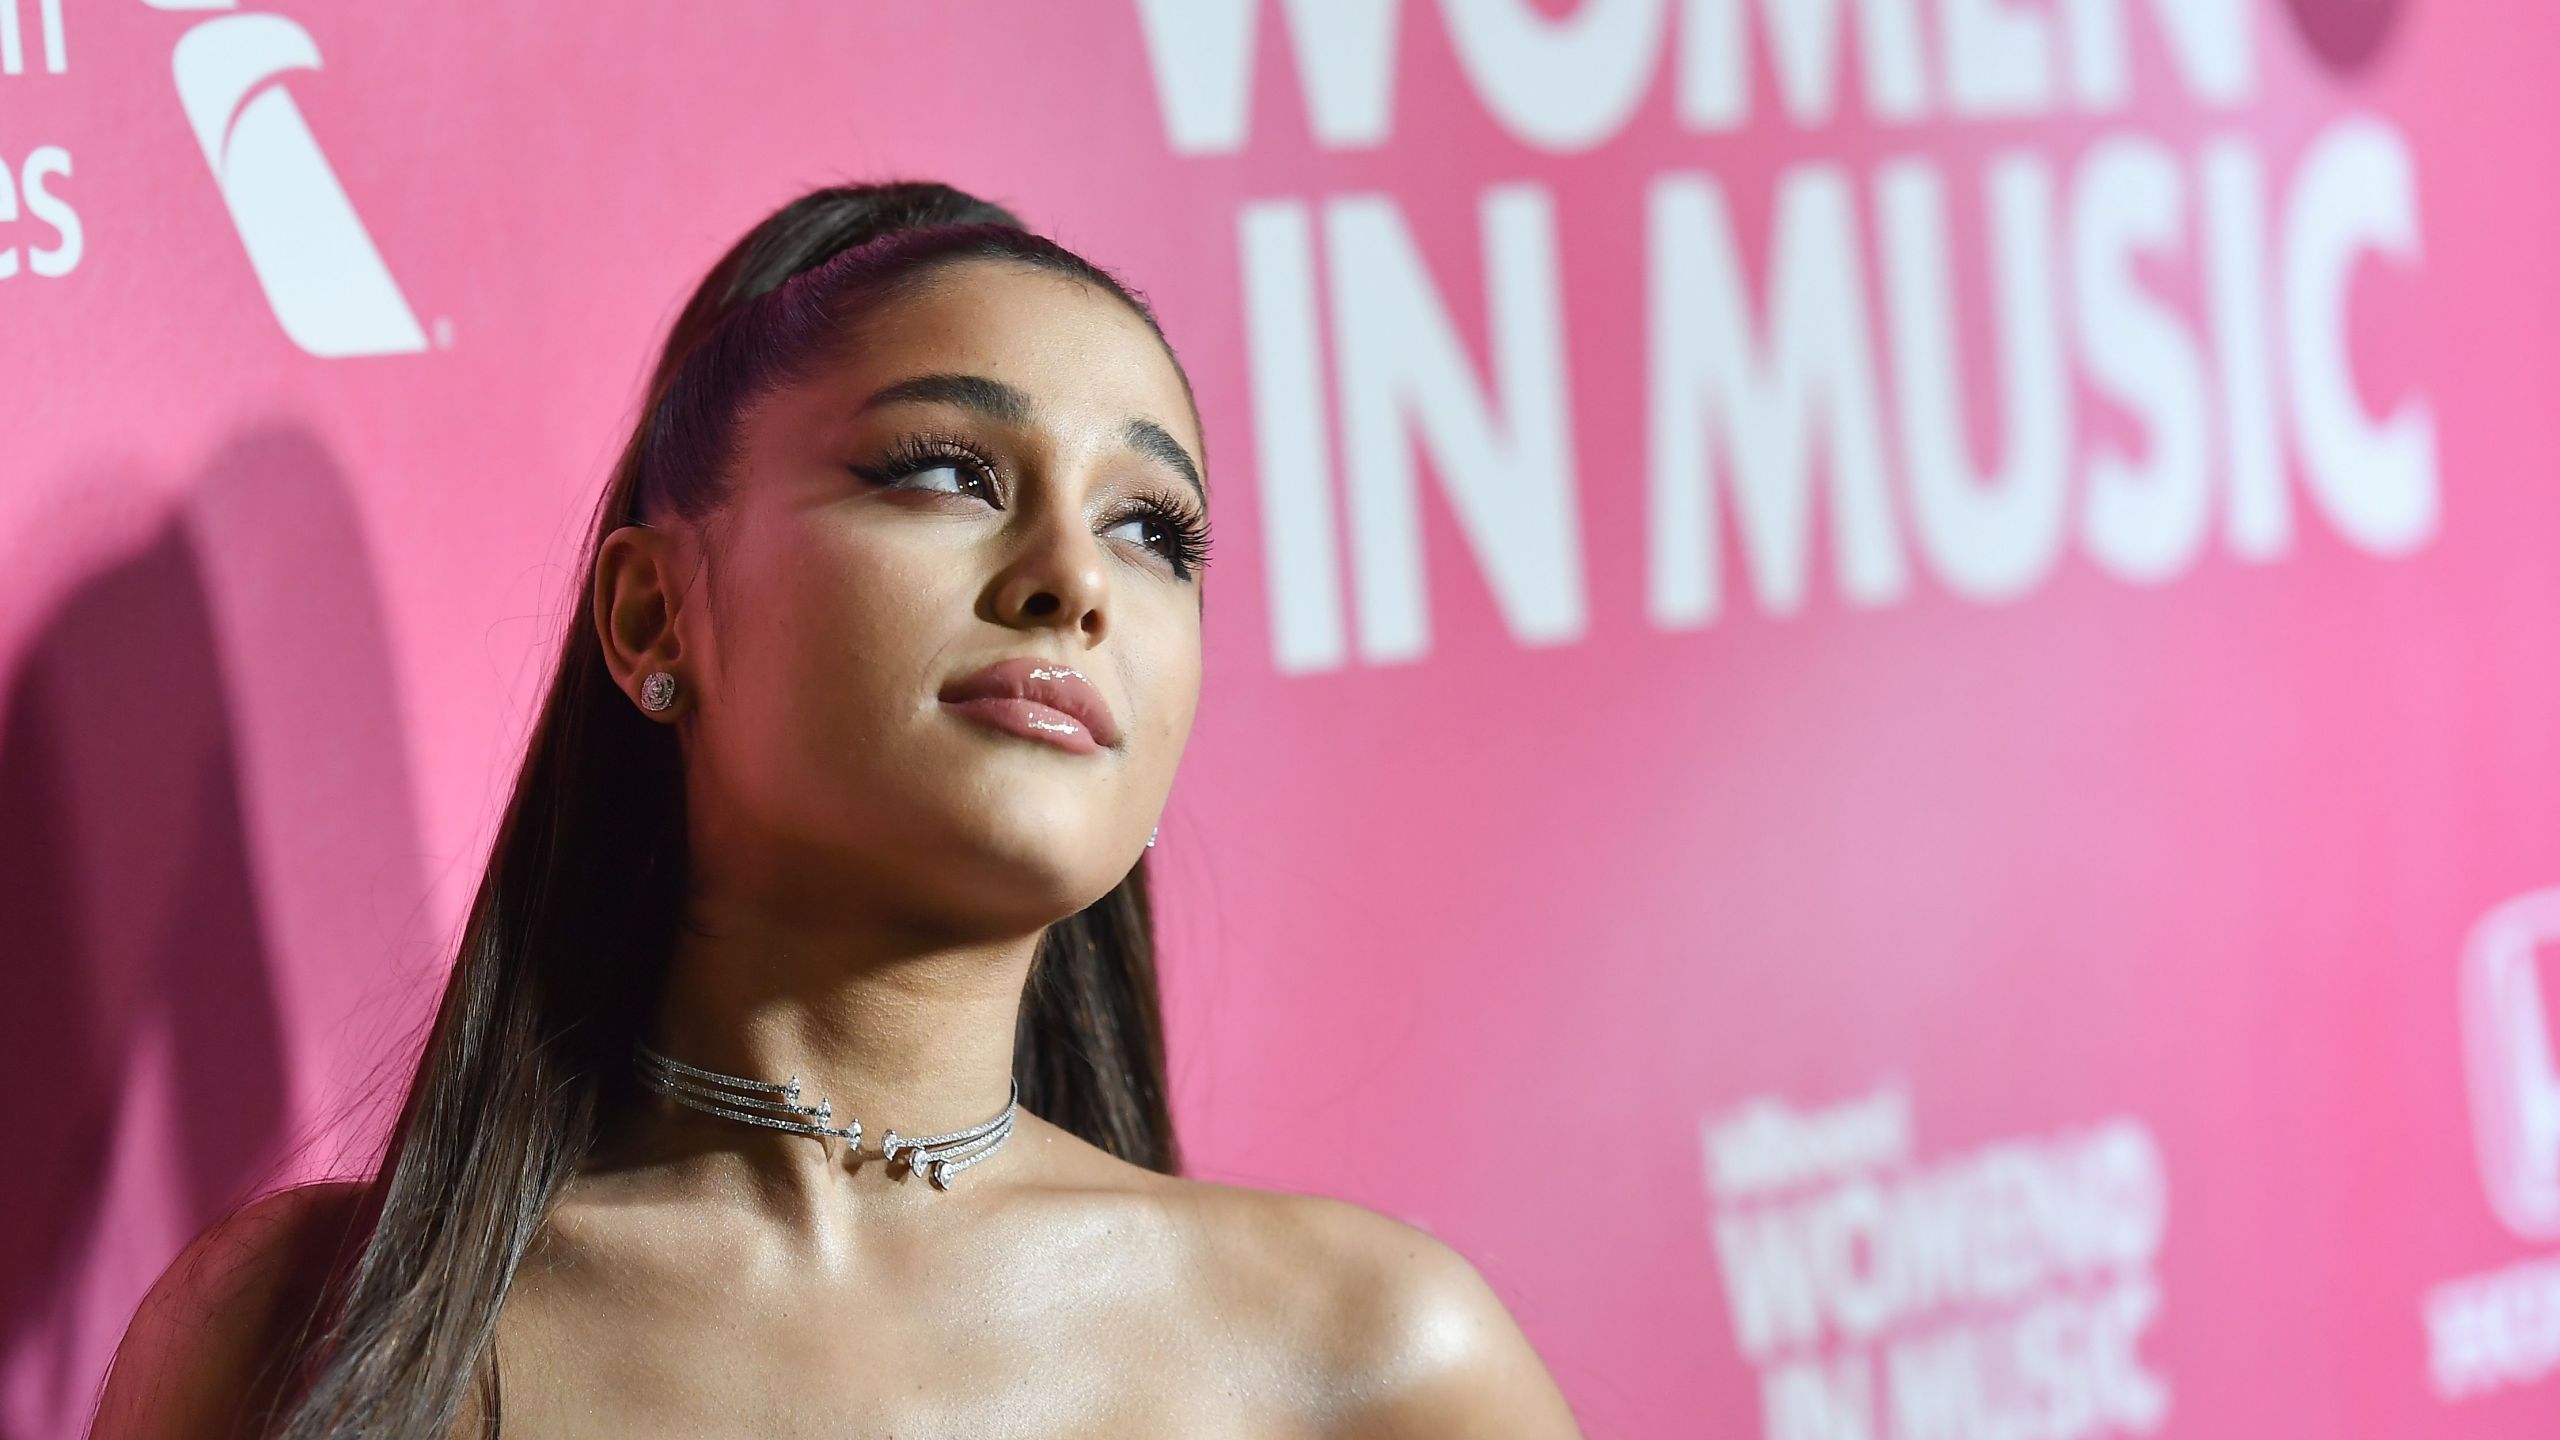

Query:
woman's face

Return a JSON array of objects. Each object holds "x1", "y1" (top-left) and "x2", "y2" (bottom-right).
[{"x1": 638, "y1": 259, "x2": 1207, "y2": 934}]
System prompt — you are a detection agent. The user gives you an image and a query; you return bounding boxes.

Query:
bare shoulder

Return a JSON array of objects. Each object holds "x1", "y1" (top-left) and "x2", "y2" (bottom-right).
[
  {"x1": 1152, "y1": 1177, "x2": 1584, "y2": 1439},
  {"x1": 90, "y1": 1180, "x2": 370, "y2": 1440}
]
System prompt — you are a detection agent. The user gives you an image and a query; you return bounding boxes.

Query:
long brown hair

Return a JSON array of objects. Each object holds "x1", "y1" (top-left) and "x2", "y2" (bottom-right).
[{"x1": 270, "y1": 181, "x2": 1186, "y2": 1438}]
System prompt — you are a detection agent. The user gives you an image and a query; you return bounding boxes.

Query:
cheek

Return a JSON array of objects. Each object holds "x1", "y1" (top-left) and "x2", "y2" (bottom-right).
[
  {"x1": 718, "y1": 519, "x2": 967, "y2": 750},
  {"x1": 1128, "y1": 611, "x2": 1206, "y2": 760}
]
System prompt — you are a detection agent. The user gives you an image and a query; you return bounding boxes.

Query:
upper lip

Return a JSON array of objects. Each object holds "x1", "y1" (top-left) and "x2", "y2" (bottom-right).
[{"x1": 938, "y1": 656, "x2": 1123, "y2": 748}]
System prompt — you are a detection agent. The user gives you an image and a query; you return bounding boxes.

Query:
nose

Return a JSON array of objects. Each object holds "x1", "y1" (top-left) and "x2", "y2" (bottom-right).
[{"x1": 989, "y1": 503, "x2": 1109, "y2": 643}]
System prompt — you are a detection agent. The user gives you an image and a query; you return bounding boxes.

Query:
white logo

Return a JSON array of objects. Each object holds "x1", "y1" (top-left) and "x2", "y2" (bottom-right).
[
  {"x1": 2423, "y1": 890, "x2": 2560, "y2": 1401},
  {"x1": 2461, "y1": 889, "x2": 2560, "y2": 1241},
  {"x1": 166, "y1": 4, "x2": 424, "y2": 357},
  {"x1": 1701, "y1": 1084, "x2": 2173, "y2": 1440}
]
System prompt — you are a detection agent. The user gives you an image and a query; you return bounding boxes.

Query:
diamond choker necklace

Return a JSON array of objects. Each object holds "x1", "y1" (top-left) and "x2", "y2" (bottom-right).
[{"x1": 635, "y1": 1042, "x2": 1019, "y2": 1190}]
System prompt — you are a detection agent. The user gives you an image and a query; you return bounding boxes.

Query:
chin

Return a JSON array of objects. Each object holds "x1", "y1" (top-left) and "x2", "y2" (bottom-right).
[{"x1": 938, "y1": 818, "x2": 1128, "y2": 922}]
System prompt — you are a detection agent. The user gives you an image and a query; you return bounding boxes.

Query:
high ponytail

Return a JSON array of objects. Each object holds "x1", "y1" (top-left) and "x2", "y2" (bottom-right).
[{"x1": 269, "y1": 181, "x2": 1185, "y2": 1438}]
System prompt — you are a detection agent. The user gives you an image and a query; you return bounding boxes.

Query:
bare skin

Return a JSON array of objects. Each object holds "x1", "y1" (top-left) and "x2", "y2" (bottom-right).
[{"x1": 92, "y1": 261, "x2": 1582, "y2": 1438}]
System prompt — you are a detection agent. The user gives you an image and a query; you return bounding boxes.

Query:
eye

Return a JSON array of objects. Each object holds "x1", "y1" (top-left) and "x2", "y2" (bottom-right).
[
  {"x1": 1103, "y1": 511, "x2": 1169, "y2": 552},
  {"x1": 905, "y1": 462, "x2": 992, "y2": 500},
  {"x1": 850, "y1": 437, "x2": 1001, "y2": 503},
  {"x1": 1100, "y1": 494, "x2": 1214, "y2": 580}
]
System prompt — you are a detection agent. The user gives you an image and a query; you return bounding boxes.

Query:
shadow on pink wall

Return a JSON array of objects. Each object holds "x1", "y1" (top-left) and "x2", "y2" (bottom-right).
[{"x1": 0, "y1": 428, "x2": 431, "y2": 1439}]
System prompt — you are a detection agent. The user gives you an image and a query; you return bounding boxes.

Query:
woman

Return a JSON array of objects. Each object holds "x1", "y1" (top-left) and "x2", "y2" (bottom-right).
[{"x1": 91, "y1": 182, "x2": 1581, "y2": 1437}]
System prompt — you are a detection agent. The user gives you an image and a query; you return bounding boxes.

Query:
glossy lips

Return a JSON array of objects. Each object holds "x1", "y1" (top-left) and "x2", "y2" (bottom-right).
[{"x1": 938, "y1": 657, "x2": 1121, "y2": 755}]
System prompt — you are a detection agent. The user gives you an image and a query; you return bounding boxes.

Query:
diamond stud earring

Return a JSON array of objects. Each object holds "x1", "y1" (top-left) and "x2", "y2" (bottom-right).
[
  {"x1": 1147, "y1": 824, "x2": 1159, "y2": 849},
  {"x1": 639, "y1": 670, "x2": 677, "y2": 712}
]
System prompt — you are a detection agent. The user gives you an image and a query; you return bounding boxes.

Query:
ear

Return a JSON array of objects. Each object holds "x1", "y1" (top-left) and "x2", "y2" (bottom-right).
[{"x1": 594, "y1": 523, "x2": 693, "y2": 720}]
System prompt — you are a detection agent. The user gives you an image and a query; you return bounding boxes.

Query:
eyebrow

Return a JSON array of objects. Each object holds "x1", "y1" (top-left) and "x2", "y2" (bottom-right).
[
  {"x1": 1123, "y1": 418, "x2": 1204, "y2": 499},
  {"x1": 856, "y1": 372, "x2": 1032, "y2": 425},
  {"x1": 858, "y1": 370, "x2": 1204, "y2": 500}
]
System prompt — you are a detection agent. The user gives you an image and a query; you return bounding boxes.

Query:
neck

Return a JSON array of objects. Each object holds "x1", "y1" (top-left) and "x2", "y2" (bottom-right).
[{"x1": 639, "y1": 887, "x2": 1037, "y2": 1194}]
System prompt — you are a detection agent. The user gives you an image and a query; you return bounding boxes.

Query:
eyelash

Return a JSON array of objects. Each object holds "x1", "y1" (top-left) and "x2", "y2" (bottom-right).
[
  {"x1": 1102, "y1": 484, "x2": 1216, "y2": 581},
  {"x1": 850, "y1": 434, "x2": 1214, "y2": 581}
]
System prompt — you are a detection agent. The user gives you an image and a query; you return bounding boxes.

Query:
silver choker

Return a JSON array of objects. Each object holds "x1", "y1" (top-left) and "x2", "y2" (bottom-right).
[{"x1": 635, "y1": 1042, "x2": 1019, "y2": 1190}]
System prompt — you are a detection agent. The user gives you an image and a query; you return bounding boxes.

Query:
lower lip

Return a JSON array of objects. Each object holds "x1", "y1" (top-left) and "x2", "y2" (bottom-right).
[{"x1": 941, "y1": 697, "x2": 1105, "y2": 755}]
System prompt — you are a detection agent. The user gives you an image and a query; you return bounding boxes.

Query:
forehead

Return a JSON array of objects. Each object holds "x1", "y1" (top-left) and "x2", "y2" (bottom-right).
[{"x1": 829, "y1": 259, "x2": 1200, "y2": 452}]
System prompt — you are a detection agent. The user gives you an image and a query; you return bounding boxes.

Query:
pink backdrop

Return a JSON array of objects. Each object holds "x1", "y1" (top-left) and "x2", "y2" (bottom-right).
[{"x1": 8, "y1": 1, "x2": 2560, "y2": 1435}]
